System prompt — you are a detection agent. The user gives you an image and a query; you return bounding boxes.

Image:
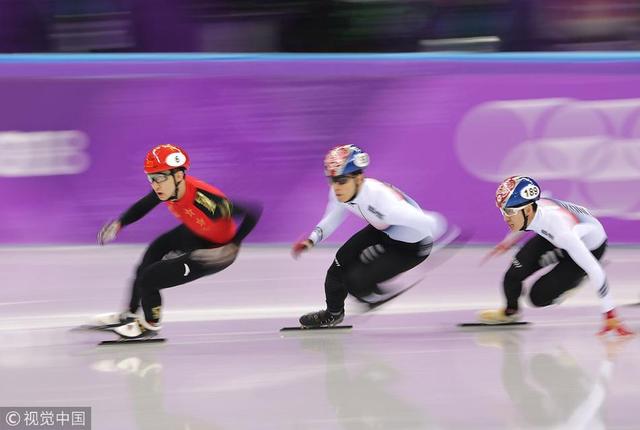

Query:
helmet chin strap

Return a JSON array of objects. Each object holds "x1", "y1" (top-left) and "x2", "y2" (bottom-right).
[
  {"x1": 520, "y1": 209, "x2": 530, "y2": 231},
  {"x1": 169, "y1": 170, "x2": 184, "y2": 201},
  {"x1": 345, "y1": 177, "x2": 362, "y2": 203}
]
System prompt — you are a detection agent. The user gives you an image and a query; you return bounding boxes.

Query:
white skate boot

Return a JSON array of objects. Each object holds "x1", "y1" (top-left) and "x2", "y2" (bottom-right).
[
  {"x1": 89, "y1": 311, "x2": 137, "y2": 330},
  {"x1": 112, "y1": 318, "x2": 161, "y2": 340}
]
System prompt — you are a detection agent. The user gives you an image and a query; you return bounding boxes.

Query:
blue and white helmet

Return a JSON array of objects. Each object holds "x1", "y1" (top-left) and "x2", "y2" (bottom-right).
[
  {"x1": 496, "y1": 176, "x2": 541, "y2": 209},
  {"x1": 324, "y1": 144, "x2": 370, "y2": 177}
]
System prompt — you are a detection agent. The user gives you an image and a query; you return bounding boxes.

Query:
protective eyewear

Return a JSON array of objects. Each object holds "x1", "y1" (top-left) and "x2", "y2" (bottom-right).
[
  {"x1": 499, "y1": 205, "x2": 528, "y2": 216},
  {"x1": 328, "y1": 175, "x2": 354, "y2": 185},
  {"x1": 147, "y1": 173, "x2": 171, "y2": 184}
]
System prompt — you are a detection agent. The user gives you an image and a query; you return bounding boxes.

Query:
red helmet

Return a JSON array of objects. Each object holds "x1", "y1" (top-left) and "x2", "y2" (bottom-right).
[{"x1": 144, "y1": 144, "x2": 190, "y2": 174}]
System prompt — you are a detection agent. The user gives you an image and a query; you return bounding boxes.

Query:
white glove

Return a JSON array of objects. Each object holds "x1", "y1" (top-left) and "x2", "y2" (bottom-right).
[{"x1": 98, "y1": 220, "x2": 121, "y2": 245}]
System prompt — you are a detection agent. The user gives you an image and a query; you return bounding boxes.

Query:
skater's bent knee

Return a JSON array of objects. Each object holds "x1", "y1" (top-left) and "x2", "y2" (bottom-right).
[
  {"x1": 345, "y1": 275, "x2": 374, "y2": 299},
  {"x1": 528, "y1": 290, "x2": 551, "y2": 308},
  {"x1": 343, "y1": 269, "x2": 364, "y2": 290}
]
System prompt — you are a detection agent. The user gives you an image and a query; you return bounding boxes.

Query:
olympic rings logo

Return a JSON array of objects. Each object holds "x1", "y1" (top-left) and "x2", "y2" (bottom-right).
[{"x1": 455, "y1": 98, "x2": 640, "y2": 219}]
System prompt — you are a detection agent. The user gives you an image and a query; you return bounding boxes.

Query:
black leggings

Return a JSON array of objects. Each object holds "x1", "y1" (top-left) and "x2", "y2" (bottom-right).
[
  {"x1": 324, "y1": 225, "x2": 431, "y2": 313},
  {"x1": 504, "y1": 235, "x2": 607, "y2": 311},
  {"x1": 128, "y1": 225, "x2": 232, "y2": 322}
]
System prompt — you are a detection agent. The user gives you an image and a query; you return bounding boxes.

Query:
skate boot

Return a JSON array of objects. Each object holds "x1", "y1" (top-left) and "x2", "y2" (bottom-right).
[
  {"x1": 112, "y1": 318, "x2": 161, "y2": 340},
  {"x1": 299, "y1": 309, "x2": 344, "y2": 328},
  {"x1": 477, "y1": 308, "x2": 521, "y2": 325},
  {"x1": 88, "y1": 311, "x2": 137, "y2": 330}
]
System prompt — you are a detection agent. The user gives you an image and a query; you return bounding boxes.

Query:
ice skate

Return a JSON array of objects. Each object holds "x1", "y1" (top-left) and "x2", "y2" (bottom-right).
[
  {"x1": 75, "y1": 311, "x2": 137, "y2": 332},
  {"x1": 477, "y1": 309, "x2": 522, "y2": 325},
  {"x1": 299, "y1": 309, "x2": 345, "y2": 328},
  {"x1": 112, "y1": 318, "x2": 161, "y2": 339},
  {"x1": 457, "y1": 309, "x2": 529, "y2": 328},
  {"x1": 95, "y1": 318, "x2": 165, "y2": 345}
]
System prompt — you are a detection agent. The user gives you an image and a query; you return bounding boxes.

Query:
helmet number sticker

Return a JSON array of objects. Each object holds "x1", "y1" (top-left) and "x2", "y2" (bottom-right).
[
  {"x1": 520, "y1": 184, "x2": 539, "y2": 200},
  {"x1": 354, "y1": 153, "x2": 370, "y2": 168},
  {"x1": 166, "y1": 152, "x2": 186, "y2": 167}
]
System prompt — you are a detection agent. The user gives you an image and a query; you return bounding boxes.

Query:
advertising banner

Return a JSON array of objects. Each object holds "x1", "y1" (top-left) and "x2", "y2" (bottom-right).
[{"x1": 2, "y1": 54, "x2": 639, "y2": 244}]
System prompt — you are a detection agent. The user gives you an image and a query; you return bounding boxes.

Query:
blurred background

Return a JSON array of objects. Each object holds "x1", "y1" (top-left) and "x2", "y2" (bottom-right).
[
  {"x1": 1, "y1": 0, "x2": 640, "y2": 53},
  {"x1": 3, "y1": 1, "x2": 640, "y2": 246},
  {"x1": 2, "y1": 6, "x2": 640, "y2": 429}
]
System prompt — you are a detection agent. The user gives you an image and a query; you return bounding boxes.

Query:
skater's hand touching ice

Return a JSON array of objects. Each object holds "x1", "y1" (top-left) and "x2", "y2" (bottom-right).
[
  {"x1": 291, "y1": 239, "x2": 313, "y2": 259},
  {"x1": 98, "y1": 220, "x2": 121, "y2": 245},
  {"x1": 191, "y1": 243, "x2": 239, "y2": 267}
]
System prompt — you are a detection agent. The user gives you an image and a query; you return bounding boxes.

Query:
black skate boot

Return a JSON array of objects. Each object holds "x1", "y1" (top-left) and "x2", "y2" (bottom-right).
[{"x1": 299, "y1": 309, "x2": 344, "y2": 328}]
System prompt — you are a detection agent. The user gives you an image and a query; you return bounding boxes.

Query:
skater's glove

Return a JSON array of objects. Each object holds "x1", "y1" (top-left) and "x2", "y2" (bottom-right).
[
  {"x1": 191, "y1": 243, "x2": 238, "y2": 267},
  {"x1": 291, "y1": 239, "x2": 313, "y2": 259},
  {"x1": 98, "y1": 220, "x2": 121, "y2": 245},
  {"x1": 597, "y1": 309, "x2": 634, "y2": 337},
  {"x1": 481, "y1": 231, "x2": 525, "y2": 265},
  {"x1": 481, "y1": 242, "x2": 511, "y2": 264}
]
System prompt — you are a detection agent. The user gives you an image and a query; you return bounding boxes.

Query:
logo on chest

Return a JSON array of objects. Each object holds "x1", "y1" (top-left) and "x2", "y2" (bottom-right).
[
  {"x1": 367, "y1": 205, "x2": 385, "y2": 219},
  {"x1": 195, "y1": 191, "x2": 217, "y2": 216},
  {"x1": 194, "y1": 191, "x2": 232, "y2": 219},
  {"x1": 541, "y1": 229, "x2": 554, "y2": 240}
]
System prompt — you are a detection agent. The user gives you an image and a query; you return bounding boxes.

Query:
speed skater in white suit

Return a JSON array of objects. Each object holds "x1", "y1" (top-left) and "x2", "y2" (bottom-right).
[
  {"x1": 292, "y1": 144, "x2": 450, "y2": 328},
  {"x1": 480, "y1": 175, "x2": 633, "y2": 336}
]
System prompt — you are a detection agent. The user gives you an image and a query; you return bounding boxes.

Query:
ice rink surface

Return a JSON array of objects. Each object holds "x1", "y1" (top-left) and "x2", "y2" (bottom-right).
[{"x1": 1, "y1": 245, "x2": 639, "y2": 430}]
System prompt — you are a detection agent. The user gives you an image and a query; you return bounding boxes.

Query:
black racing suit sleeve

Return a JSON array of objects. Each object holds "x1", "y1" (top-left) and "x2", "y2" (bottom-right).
[
  {"x1": 118, "y1": 191, "x2": 162, "y2": 227},
  {"x1": 231, "y1": 201, "x2": 262, "y2": 245}
]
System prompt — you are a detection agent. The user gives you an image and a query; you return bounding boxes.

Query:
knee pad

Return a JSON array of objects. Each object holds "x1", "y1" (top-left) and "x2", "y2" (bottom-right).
[
  {"x1": 538, "y1": 249, "x2": 563, "y2": 267},
  {"x1": 358, "y1": 245, "x2": 385, "y2": 264},
  {"x1": 344, "y1": 271, "x2": 361, "y2": 295}
]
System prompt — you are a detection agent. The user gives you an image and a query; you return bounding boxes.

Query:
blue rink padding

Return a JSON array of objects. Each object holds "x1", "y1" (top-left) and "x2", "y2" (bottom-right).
[{"x1": 3, "y1": 52, "x2": 640, "y2": 63}]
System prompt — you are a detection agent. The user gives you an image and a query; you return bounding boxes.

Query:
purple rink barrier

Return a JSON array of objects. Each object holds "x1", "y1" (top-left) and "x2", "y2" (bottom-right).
[{"x1": 1, "y1": 53, "x2": 640, "y2": 245}]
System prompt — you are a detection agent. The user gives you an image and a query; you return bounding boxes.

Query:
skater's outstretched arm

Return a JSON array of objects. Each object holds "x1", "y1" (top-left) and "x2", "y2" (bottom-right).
[
  {"x1": 292, "y1": 190, "x2": 348, "y2": 258},
  {"x1": 230, "y1": 201, "x2": 262, "y2": 245},
  {"x1": 309, "y1": 189, "x2": 349, "y2": 245},
  {"x1": 482, "y1": 230, "x2": 527, "y2": 264},
  {"x1": 119, "y1": 191, "x2": 162, "y2": 226},
  {"x1": 98, "y1": 192, "x2": 161, "y2": 245}
]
